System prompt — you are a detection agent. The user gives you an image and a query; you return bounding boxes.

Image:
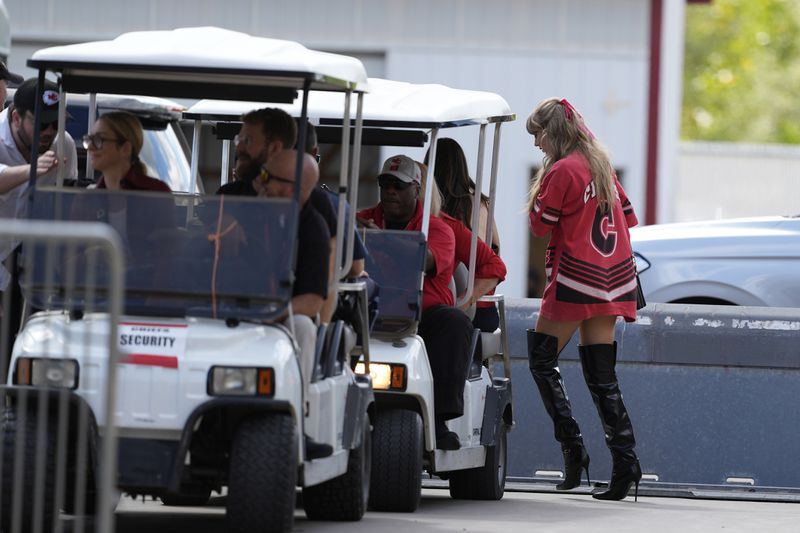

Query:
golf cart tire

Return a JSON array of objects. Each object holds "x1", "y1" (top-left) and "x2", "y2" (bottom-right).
[
  {"x1": 0, "y1": 407, "x2": 58, "y2": 533},
  {"x1": 368, "y1": 408, "x2": 422, "y2": 512},
  {"x1": 227, "y1": 413, "x2": 297, "y2": 533},
  {"x1": 303, "y1": 415, "x2": 371, "y2": 521},
  {"x1": 448, "y1": 423, "x2": 508, "y2": 500}
]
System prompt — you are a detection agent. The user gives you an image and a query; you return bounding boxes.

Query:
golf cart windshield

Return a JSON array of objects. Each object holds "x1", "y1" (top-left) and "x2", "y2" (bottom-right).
[
  {"x1": 22, "y1": 188, "x2": 296, "y2": 320},
  {"x1": 361, "y1": 229, "x2": 427, "y2": 336}
]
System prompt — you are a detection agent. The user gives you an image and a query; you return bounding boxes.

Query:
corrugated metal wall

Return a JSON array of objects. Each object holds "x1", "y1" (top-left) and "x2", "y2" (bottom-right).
[
  {"x1": 677, "y1": 141, "x2": 800, "y2": 221},
  {"x1": 6, "y1": 0, "x2": 651, "y2": 298}
]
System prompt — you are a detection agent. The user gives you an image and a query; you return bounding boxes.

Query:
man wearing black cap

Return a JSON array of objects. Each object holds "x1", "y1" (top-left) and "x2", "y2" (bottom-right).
[
  {"x1": 0, "y1": 77, "x2": 77, "y2": 348},
  {"x1": 0, "y1": 61, "x2": 23, "y2": 107}
]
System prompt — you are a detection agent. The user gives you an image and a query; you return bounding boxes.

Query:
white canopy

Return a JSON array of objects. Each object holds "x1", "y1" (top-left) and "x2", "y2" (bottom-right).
[
  {"x1": 184, "y1": 77, "x2": 514, "y2": 127},
  {"x1": 28, "y1": 27, "x2": 368, "y2": 96}
]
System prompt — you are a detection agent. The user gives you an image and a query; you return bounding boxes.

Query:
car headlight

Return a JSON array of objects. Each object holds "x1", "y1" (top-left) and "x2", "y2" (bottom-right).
[
  {"x1": 354, "y1": 362, "x2": 406, "y2": 391},
  {"x1": 14, "y1": 358, "x2": 79, "y2": 389},
  {"x1": 633, "y1": 252, "x2": 651, "y2": 274},
  {"x1": 208, "y1": 366, "x2": 273, "y2": 397}
]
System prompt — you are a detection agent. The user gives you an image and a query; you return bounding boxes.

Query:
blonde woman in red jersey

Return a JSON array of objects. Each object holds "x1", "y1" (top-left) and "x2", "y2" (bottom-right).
[{"x1": 526, "y1": 97, "x2": 641, "y2": 501}]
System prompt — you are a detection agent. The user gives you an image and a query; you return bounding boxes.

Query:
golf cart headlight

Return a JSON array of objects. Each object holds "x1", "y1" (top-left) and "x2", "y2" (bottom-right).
[
  {"x1": 354, "y1": 362, "x2": 406, "y2": 391},
  {"x1": 14, "y1": 358, "x2": 79, "y2": 389},
  {"x1": 208, "y1": 366, "x2": 273, "y2": 397}
]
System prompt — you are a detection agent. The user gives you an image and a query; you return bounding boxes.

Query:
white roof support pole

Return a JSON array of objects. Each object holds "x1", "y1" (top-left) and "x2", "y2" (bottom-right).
[
  {"x1": 341, "y1": 92, "x2": 364, "y2": 280},
  {"x1": 86, "y1": 93, "x2": 97, "y2": 180},
  {"x1": 485, "y1": 122, "x2": 502, "y2": 251},
  {"x1": 55, "y1": 84, "x2": 67, "y2": 187},
  {"x1": 420, "y1": 127, "x2": 439, "y2": 239},
  {"x1": 186, "y1": 119, "x2": 201, "y2": 223},
  {"x1": 334, "y1": 90, "x2": 352, "y2": 282},
  {"x1": 456, "y1": 123, "x2": 486, "y2": 308},
  {"x1": 220, "y1": 139, "x2": 231, "y2": 185},
  {"x1": 189, "y1": 119, "x2": 201, "y2": 196}
]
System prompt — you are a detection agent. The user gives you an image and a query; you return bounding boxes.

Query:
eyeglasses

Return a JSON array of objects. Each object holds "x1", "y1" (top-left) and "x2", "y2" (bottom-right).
[
  {"x1": 234, "y1": 134, "x2": 252, "y2": 147},
  {"x1": 259, "y1": 167, "x2": 295, "y2": 186},
  {"x1": 378, "y1": 176, "x2": 413, "y2": 191},
  {"x1": 82, "y1": 133, "x2": 122, "y2": 150}
]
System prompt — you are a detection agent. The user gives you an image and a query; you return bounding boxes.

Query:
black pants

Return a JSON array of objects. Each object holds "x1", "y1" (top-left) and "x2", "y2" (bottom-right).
[
  {"x1": 473, "y1": 305, "x2": 499, "y2": 333},
  {"x1": 417, "y1": 305, "x2": 473, "y2": 421},
  {"x1": 1, "y1": 248, "x2": 23, "y2": 377}
]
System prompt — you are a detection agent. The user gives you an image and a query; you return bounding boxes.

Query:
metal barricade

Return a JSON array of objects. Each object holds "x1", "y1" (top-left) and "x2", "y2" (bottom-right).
[
  {"x1": 503, "y1": 297, "x2": 800, "y2": 497},
  {"x1": 0, "y1": 219, "x2": 124, "y2": 533}
]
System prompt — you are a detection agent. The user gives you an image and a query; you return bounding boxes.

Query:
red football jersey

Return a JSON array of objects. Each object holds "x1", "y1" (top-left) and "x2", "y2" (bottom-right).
[{"x1": 529, "y1": 151, "x2": 639, "y2": 322}]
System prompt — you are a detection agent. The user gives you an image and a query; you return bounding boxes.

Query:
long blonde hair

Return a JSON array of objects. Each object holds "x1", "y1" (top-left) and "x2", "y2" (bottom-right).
[{"x1": 526, "y1": 97, "x2": 615, "y2": 212}]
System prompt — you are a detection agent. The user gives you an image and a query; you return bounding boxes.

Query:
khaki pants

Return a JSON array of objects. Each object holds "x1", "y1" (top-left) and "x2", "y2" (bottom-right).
[{"x1": 284, "y1": 314, "x2": 317, "y2": 399}]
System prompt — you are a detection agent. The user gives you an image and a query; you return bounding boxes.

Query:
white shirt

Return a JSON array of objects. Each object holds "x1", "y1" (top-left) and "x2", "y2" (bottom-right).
[{"x1": 0, "y1": 107, "x2": 78, "y2": 289}]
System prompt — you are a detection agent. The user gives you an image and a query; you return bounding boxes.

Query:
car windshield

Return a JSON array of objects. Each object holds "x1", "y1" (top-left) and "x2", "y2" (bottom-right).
[
  {"x1": 21, "y1": 188, "x2": 295, "y2": 320},
  {"x1": 140, "y1": 125, "x2": 195, "y2": 193}
]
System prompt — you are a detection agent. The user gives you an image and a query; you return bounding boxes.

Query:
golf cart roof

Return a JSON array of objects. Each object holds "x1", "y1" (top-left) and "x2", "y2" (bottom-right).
[
  {"x1": 183, "y1": 77, "x2": 515, "y2": 129},
  {"x1": 28, "y1": 27, "x2": 368, "y2": 101}
]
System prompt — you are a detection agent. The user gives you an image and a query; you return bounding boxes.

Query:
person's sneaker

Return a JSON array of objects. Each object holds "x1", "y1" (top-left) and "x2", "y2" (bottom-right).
[
  {"x1": 304, "y1": 435, "x2": 333, "y2": 460},
  {"x1": 435, "y1": 419, "x2": 461, "y2": 451}
]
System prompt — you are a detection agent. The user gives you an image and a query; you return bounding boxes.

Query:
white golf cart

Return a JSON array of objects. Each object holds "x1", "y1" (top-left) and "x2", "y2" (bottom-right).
[
  {"x1": 183, "y1": 78, "x2": 516, "y2": 511},
  {"x1": 1, "y1": 27, "x2": 374, "y2": 533}
]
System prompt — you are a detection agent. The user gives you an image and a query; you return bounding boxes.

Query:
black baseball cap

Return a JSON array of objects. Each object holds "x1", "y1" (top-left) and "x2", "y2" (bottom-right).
[
  {"x1": 0, "y1": 61, "x2": 23, "y2": 85},
  {"x1": 13, "y1": 78, "x2": 63, "y2": 123}
]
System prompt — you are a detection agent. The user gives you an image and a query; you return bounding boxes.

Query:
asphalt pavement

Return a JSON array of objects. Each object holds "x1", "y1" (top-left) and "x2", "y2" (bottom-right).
[{"x1": 102, "y1": 487, "x2": 799, "y2": 533}]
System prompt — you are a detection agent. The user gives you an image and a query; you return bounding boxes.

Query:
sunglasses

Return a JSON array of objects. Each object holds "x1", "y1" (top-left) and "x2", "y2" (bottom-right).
[
  {"x1": 259, "y1": 167, "x2": 295, "y2": 186},
  {"x1": 81, "y1": 133, "x2": 122, "y2": 150},
  {"x1": 378, "y1": 176, "x2": 413, "y2": 191},
  {"x1": 24, "y1": 112, "x2": 58, "y2": 131}
]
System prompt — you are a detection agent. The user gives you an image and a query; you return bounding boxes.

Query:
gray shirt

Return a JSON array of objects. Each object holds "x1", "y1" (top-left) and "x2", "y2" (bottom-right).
[{"x1": 0, "y1": 107, "x2": 78, "y2": 289}]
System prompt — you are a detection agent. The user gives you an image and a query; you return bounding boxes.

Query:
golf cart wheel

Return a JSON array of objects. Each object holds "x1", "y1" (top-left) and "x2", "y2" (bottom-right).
[
  {"x1": 0, "y1": 407, "x2": 58, "y2": 533},
  {"x1": 303, "y1": 414, "x2": 371, "y2": 521},
  {"x1": 368, "y1": 409, "x2": 423, "y2": 512},
  {"x1": 449, "y1": 423, "x2": 508, "y2": 500},
  {"x1": 227, "y1": 413, "x2": 297, "y2": 533}
]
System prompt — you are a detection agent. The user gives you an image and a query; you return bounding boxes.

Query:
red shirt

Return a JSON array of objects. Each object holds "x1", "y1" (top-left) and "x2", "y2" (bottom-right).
[
  {"x1": 358, "y1": 200, "x2": 455, "y2": 310},
  {"x1": 97, "y1": 166, "x2": 172, "y2": 192},
  {"x1": 439, "y1": 213, "x2": 506, "y2": 306},
  {"x1": 529, "y1": 151, "x2": 638, "y2": 322}
]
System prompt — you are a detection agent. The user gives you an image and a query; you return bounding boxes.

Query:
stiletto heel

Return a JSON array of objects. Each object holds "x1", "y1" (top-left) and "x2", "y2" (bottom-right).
[
  {"x1": 592, "y1": 461, "x2": 642, "y2": 501},
  {"x1": 585, "y1": 465, "x2": 591, "y2": 486}
]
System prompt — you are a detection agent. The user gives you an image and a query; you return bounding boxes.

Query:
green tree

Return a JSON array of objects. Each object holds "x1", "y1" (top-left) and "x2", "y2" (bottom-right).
[{"x1": 682, "y1": 0, "x2": 800, "y2": 143}]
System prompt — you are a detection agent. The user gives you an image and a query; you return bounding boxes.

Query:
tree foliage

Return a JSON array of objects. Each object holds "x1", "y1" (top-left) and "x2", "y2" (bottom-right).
[{"x1": 682, "y1": 0, "x2": 800, "y2": 143}]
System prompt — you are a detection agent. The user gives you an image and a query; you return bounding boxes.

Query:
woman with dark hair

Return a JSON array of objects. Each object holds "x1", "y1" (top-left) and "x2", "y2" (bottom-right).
[
  {"x1": 526, "y1": 97, "x2": 641, "y2": 501},
  {"x1": 424, "y1": 137, "x2": 502, "y2": 332}
]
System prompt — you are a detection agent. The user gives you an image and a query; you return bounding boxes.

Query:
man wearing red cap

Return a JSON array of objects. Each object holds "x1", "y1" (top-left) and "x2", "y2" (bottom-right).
[{"x1": 358, "y1": 154, "x2": 473, "y2": 450}]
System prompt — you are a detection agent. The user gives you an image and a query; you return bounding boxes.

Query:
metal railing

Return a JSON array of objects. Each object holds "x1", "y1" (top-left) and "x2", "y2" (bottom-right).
[{"x1": 0, "y1": 220, "x2": 125, "y2": 533}]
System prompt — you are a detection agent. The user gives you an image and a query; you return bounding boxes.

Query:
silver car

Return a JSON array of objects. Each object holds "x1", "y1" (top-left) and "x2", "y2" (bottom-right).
[{"x1": 631, "y1": 215, "x2": 800, "y2": 307}]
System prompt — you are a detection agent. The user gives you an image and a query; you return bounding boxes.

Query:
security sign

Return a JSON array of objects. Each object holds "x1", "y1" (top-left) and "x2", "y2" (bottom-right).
[{"x1": 117, "y1": 322, "x2": 187, "y2": 368}]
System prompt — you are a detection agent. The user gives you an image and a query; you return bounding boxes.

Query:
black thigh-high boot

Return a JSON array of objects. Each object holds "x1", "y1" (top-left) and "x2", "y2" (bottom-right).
[
  {"x1": 579, "y1": 343, "x2": 642, "y2": 501},
  {"x1": 527, "y1": 330, "x2": 590, "y2": 490}
]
